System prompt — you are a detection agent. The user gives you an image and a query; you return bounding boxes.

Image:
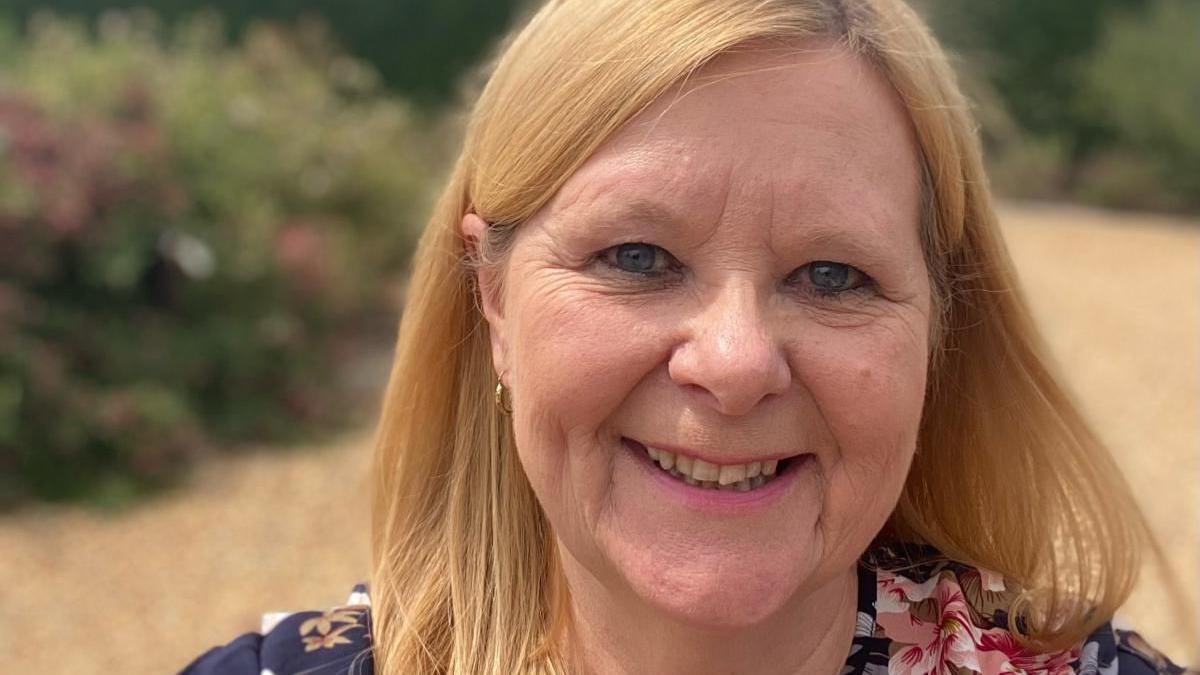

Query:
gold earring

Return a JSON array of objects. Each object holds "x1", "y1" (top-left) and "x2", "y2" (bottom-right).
[{"x1": 495, "y1": 379, "x2": 513, "y2": 414}]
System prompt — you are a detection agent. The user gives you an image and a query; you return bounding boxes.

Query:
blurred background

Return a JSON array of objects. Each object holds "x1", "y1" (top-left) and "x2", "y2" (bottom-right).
[{"x1": 0, "y1": 0, "x2": 1195, "y2": 671}]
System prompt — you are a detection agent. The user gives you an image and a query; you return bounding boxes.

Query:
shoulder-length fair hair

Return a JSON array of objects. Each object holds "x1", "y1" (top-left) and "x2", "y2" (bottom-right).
[{"x1": 369, "y1": 0, "x2": 1153, "y2": 672}]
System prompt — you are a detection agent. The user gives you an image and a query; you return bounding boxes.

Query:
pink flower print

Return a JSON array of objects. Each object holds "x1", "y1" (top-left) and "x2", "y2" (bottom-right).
[
  {"x1": 877, "y1": 569, "x2": 942, "y2": 613},
  {"x1": 877, "y1": 573, "x2": 985, "y2": 675},
  {"x1": 878, "y1": 568, "x2": 1080, "y2": 675},
  {"x1": 974, "y1": 628, "x2": 1079, "y2": 675},
  {"x1": 958, "y1": 567, "x2": 1008, "y2": 613}
]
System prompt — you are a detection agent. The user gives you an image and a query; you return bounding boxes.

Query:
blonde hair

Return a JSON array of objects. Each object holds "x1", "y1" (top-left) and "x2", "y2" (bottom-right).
[{"x1": 369, "y1": 0, "x2": 1154, "y2": 672}]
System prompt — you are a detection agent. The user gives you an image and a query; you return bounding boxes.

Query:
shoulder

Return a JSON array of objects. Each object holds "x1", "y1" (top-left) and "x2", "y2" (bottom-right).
[
  {"x1": 855, "y1": 545, "x2": 1193, "y2": 675},
  {"x1": 179, "y1": 585, "x2": 374, "y2": 675},
  {"x1": 1098, "y1": 626, "x2": 1197, "y2": 675}
]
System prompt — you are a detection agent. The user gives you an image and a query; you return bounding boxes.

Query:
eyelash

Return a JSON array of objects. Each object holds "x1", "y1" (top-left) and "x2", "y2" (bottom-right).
[
  {"x1": 598, "y1": 243, "x2": 681, "y2": 276},
  {"x1": 787, "y1": 261, "x2": 874, "y2": 300},
  {"x1": 595, "y1": 243, "x2": 875, "y2": 300}
]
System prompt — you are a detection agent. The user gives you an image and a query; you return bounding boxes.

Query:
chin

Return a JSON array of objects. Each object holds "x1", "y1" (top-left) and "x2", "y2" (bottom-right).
[
  {"x1": 619, "y1": 548, "x2": 816, "y2": 630},
  {"x1": 645, "y1": 572, "x2": 800, "y2": 629}
]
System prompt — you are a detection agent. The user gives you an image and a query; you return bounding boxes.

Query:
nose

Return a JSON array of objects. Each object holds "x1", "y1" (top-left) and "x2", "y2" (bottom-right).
[{"x1": 667, "y1": 282, "x2": 791, "y2": 416}]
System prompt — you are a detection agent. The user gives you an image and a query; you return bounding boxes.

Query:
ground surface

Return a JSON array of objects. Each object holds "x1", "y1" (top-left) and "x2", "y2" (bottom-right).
[{"x1": 1, "y1": 202, "x2": 1196, "y2": 673}]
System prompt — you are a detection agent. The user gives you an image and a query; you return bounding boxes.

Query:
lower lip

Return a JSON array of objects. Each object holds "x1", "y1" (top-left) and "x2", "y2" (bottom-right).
[{"x1": 623, "y1": 438, "x2": 811, "y2": 512}]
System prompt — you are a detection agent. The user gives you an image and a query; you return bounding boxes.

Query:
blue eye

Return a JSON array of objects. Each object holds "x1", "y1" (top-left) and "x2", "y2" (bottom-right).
[
  {"x1": 606, "y1": 243, "x2": 669, "y2": 274},
  {"x1": 802, "y1": 261, "x2": 868, "y2": 295}
]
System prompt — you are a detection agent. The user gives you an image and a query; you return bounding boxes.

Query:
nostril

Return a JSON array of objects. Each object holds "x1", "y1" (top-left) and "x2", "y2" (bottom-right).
[{"x1": 666, "y1": 331, "x2": 790, "y2": 417}]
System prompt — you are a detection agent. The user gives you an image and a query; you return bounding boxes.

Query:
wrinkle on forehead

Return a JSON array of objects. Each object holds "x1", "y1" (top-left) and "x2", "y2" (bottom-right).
[
  {"x1": 635, "y1": 40, "x2": 857, "y2": 137},
  {"x1": 524, "y1": 37, "x2": 924, "y2": 286},
  {"x1": 541, "y1": 154, "x2": 921, "y2": 282},
  {"x1": 629, "y1": 41, "x2": 905, "y2": 155}
]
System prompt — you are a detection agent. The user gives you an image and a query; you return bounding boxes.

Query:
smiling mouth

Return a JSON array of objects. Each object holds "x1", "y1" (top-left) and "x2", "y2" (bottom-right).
[{"x1": 623, "y1": 438, "x2": 805, "y2": 492}]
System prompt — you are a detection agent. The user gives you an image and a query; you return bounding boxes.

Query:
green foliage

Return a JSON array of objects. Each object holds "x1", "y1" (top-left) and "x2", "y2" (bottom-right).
[
  {"x1": 919, "y1": 0, "x2": 1143, "y2": 147},
  {"x1": 918, "y1": 0, "x2": 1197, "y2": 213},
  {"x1": 0, "y1": 14, "x2": 16, "y2": 64},
  {"x1": 1077, "y1": 0, "x2": 1200, "y2": 211},
  {"x1": 983, "y1": 135, "x2": 1073, "y2": 203},
  {"x1": 0, "y1": 12, "x2": 431, "y2": 507},
  {"x1": 1, "y1": 0, "x2": 528, "y2": 106}
]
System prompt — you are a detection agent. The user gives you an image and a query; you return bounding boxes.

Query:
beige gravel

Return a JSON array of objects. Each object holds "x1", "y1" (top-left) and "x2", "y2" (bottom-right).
[{"x1": 0, "y1": 201, "x2": 1196, "y2": 673}]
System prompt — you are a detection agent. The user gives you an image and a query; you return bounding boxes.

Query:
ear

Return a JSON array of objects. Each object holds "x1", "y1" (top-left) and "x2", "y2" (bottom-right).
[{"x1": 461, "y1": 212, "x2": 510, "y2": 381}]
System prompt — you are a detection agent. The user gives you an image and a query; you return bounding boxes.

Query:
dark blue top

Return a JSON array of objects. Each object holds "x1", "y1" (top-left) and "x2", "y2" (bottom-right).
[
  {"x1": 179, "y1": 548, "x2": 1194, "y2": 675},
  {"x1": 181, "y1": 584, "x2": 374, "y2": 675}
]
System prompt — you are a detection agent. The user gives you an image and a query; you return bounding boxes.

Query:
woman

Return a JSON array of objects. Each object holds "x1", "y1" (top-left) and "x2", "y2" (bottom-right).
[{"x1": 182, "y1": 0, "x2": 1193, "y2": 673}]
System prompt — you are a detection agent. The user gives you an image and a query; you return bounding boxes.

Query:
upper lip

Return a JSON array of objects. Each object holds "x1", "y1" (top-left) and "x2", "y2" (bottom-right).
[{"x1": 627, "y1": 437, "x2": 805, "y2": 466}]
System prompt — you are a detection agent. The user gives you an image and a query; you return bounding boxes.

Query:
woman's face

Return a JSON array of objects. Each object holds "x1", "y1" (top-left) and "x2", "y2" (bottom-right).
[{"x1": 469, "y1": 44, "x2": 931, "y2": 628}]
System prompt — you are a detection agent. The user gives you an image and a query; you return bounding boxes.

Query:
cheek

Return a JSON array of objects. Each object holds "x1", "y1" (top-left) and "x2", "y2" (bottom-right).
[
  {"x1": 795, "y1": 320, "x2": 928, "y2": 538},
  {"x1": 505, "y1": 284, "x2": 669, "y2": 506}
]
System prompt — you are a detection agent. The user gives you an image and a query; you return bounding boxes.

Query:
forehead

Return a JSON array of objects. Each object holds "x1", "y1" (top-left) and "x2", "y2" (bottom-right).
[{"x1": 540, "y1": 42, "x2": 923, "y2": 241}]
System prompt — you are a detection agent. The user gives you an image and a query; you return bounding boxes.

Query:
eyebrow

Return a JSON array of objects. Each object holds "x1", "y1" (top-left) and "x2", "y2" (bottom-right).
[
  {"x1": 569, "y1": 197, "x2": 685, "y2": 233},
  {"x1": 566, "y1": 194, "x2": 912, "y2": 271}
]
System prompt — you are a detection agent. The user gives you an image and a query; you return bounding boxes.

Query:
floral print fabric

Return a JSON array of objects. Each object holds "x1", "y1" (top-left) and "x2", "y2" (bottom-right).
[
  {"x1": 180, "y1": 584, "x2": 374, "y2": 675},
  {"x1": 180, "y1": 547, "x2": 1193, "y2": 674},
  {"x1": 845, "y1": 545, "x2": 1193, "y2": 675}
]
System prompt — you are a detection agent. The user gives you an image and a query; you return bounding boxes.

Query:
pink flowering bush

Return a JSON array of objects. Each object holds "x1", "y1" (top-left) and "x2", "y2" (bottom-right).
[{"x1": 0, "y1": 11, "x2": 430, "y2": 507}]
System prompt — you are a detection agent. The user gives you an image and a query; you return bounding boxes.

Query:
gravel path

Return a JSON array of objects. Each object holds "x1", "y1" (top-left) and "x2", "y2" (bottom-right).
[{"x1": 1, "y1": 202, "x2": 1196, "y2": 673}]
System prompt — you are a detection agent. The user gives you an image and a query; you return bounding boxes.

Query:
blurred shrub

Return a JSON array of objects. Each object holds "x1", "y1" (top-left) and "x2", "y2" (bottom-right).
[
  {"x1": 0, "y1": 11, "x2": 430, "y2": 507},
  {"x1": 984, "y1": 135, "x2": 1073, "y2": 203},
  {"x1": 1077, "y1": 0, "x2": 1200, "y2": 211},
  {"x1": 918, "y1": 0, "x2": 1141, "y2": 153},
  {"x1": 2, "y1": 0, "x2": 527, "y2": 107},
  {"x1": 918, "y1": 0, "x2": 1198, "y2": 214}
]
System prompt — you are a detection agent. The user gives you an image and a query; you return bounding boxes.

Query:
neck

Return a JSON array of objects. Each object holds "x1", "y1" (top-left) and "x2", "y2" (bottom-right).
[{"x1": 558, "y1": 556, "x2": 860, "y2": 675}]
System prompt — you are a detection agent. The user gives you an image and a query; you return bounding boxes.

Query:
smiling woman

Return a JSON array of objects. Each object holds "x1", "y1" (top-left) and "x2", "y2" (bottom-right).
[
  {"x1": 460, "y1": 47, "x2": 933, "y2": 665},
  {"x1": 179, "y1": 1, "x2": 1193, "y2": 674}
]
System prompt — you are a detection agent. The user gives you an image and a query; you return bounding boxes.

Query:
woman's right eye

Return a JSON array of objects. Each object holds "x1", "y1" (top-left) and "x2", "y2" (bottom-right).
[{"x1": 601, "y1": 242, "x2": 675, "y2": 275}]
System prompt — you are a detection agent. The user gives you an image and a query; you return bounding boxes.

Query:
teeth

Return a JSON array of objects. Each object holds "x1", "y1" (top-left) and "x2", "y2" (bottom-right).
[
  {"x1": 674, "y1": 454, "x2": 694, "y2": 475},
  {"x1": 718, "y1": 464, "x2": 746, "y2": 485},
  {"x1": 691, "y1": 458, "x2": 719, "y2": 482},
  {"x1": 658, "y1": 451, "x2": 675, "y2": 470},
  {"x1": 640, "y1": 443, "x2": 796, "y2": 491}
]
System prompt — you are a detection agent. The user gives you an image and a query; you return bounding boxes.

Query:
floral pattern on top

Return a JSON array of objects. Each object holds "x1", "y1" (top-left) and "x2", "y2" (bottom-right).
[
  {"x1": 180, "y1": 548, "x2": 1195, "y2": 675},
  {"x1": 874, "y1": 558, "x2": 1076, "y2": 675},
  {"x1": 848, "y1": 544, "x2": 1195, "y2": 675},
  {"x1": 181, "y1": 584, "x2": 374, "y2": 675},
  {"x1": 299, "y1": 608, "x2": 368, "y2": 652}
]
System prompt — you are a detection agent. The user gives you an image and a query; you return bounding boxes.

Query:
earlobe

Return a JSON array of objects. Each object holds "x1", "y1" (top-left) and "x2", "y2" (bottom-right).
[
  {"x1": 460, "y1": 212, "x2": 509, "y2": 378},
  {"x1": 460, "y1": 211, "x2": 488, "y2": 253}
]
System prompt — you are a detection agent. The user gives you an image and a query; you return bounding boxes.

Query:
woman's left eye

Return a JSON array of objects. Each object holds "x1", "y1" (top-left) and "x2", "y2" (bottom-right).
[
  {"x1": 792, "y1": 261, "x2": 871, "y2": 296},
  {"x1": 601, "y1": 242, "x2": 676, "y2": 275}
]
